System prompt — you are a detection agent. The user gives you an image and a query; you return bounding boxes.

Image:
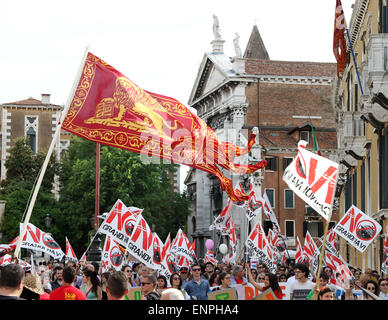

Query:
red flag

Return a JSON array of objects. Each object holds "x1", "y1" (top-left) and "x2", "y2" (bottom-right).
[
  {"x1": 333, "y1": 0, "x2": 348, "y2": 77},
  {"x1": 62, "y1": 53, "x2": 266, "y2": 202}
]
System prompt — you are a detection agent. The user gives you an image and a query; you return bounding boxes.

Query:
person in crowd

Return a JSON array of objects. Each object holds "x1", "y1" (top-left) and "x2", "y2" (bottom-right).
[
  {"x1": 20, "y1": 273, "x2": 44, "y2": 300},
  {"x1": 306, "y1": 272, "x2": 334, "y2": 300},
  {"x1": 323, "y1": 266, "x2": 334, "y2": 282},
  {"x1": 278, "y1": 273, "x2": 288, "y2": 283},
  {"x1": 132, "y1": 262, "x2": 141, "y2": 286},
  {"x1": 101, "y1": 272, "x2": 110, "y2": 300},
  {"x1": 257, "y1": 272, "x2": 266, "y2": 284},
  {"x1": 371, "y1": 270, "x2": 380, "y2": 284},
  {"x1": 202, "y1": 262, "x2": 214, "y2": 280},
  {"x1": 106, "y1": 271, "x2": 128, "y2": 300},
  {"x1": 80, "y1": 268, "x2": 102, "y2": 300},
  {"x1": 0, "y1": 264, "x2": 25, "y2": 300},
  {"x1": 363, "y1": 280, "x2": 379, "y2": 300},
  {"x1": 317, "y1": 286, "x2": 334, "y2": 300},
  {"x1": 277, "y1": 265, "x2": 287, "y2": 276},
  {"x1": 40, "y1": 283, "x2": 51, "y2": 300},
  {"x1": 378, "y1": 278, "x2": 388, "y2": 300},
  {"x1": 250, "y1": 268, "x2": 258, "y2": 281},
  {"x1": 353, "y1": 268, "x2": 361, "y2": 279},
  {"x1": 342, "y1": 279, "x2": 358, "y2": 300},
  {"x1": 184, "y1": 263, "x2": 210, "y2": 300},
  {"x1": 208, "y1": 271, "x2": 220, "y2": 288},
  {"x1": 211, "y1": 272, "x2": 232, "y2": 292},
  {"x1": 160, "y1": 287, "x2": 185, "y2": 300},
  {"x1": 170, "y1": 273, "x2": 183, "y2": 290},
  {"x1": 157, "y1": 275, "x2": 168, "y2": 291},
  {"x1": 169, "y1": 273, "x2": 190, "y2": 299},
  {"x1": 230, "y1": 264, "x2": 247, "y2": 286},
  {"x1": 121, "y1": 265, "x2": 136, "y2": 287},
  {"x1": 49, "y1": 266, "x2": 86, "y2": 300},
  {"x1": 257, "y1": 263, "x2": 266, "y2": 274},
  {"x1": 179, "y1": 267, "x2": 190, "y2": 288},
  {"x1": 289, "y1": 263, "x2": 314, "y2": 300},
  {"x1": 141, "y1": 274, "x2": 161, "y2": 300},
  {"x1": 246, "y1": 264, "x2": 283, "y2": 299},
  {"x1": 50, "y1": 265, "x2": 63, "y2": 290}
]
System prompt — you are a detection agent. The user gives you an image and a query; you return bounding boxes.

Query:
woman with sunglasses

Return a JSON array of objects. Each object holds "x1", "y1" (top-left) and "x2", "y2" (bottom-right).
[
  {"x1": 250, "y1": 268, "x2": 258, "y2": 282},
  {"x1": 363, "y1": 280, "x2": 379, "y2": 300},
  {"x1": 121, "y1": 265, "x2": 136, "y2": 287},
  {"x1": 170, "y1": 273, "x2": 190, "y2": 299},
  {"x1": 378, "y1": 278, "x2": 388, "y2": 300}
]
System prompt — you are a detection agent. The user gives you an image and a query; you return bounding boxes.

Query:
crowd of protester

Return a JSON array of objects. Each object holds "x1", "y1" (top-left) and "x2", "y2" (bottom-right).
[{"x1": 0, "y1": 256, "x2": 387, "y2": 300}]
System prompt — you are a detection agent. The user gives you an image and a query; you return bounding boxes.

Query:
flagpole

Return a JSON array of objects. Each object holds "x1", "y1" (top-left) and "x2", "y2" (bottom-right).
[
  {"x1": 13, "y1": 46, "x2": 90, "y2": 259},
  {"x1": 345, "y1": 28, "x2": 364, "y2": 95},
  {"x1": 311, "y1": 218, "x2": 330, "y2": 300}
]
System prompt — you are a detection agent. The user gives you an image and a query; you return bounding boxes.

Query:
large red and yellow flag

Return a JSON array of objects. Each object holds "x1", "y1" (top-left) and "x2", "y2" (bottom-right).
[
  {"x1": 333, "y1": 0, "x2": 348, "y2": 77},
  {"x1": 62, "y1": 53, "x2": 266, "y2": 201}
]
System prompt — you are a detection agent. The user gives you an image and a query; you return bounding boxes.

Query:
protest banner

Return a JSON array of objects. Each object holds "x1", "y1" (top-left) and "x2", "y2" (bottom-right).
[
  {"x1": 245, "y1": 182, "x2": 263, "y2": 221},
  {"x1": 208, "y1": 288, "x2": 238, "y2": 300},
  {"x1": 295, "y1": 237, "x2": 303, "y2": 263},
  {"x1": 19, "y1": 223, "x2": 64, "y2": 260},
  {"x1": 171, "y1": 228, "x2": 196, "y2": 263},
  {"x1": 98, "y1": 199, "x2": 142, "y2": 248},
  {"x1": 0, "y1": 254, "x2": 12, "y2": 266},
  {"x1": 324, "y1": 227, "x2": 339, "y2": 256},
  {"x1": 209, "y1": 199, "x2": 232, "y2": 234},
  {"x1": 303, "y1": 231, "x2": 320, "y2": 276},
  {"x1": 382, "y1": 227, "x2": 388, "y2": 275},
  {"x1": 262, "y1": 191, "x2": 281, "y2": 233},
  {"x1": 334, "y1": 205, "x2": 382, "y2": 253},
  {"x1": 101, "y1": 235, "x2": 125, "y2": 272},
  {"x1": 65, "y1": 237, "x2": 78, "y2": 263},
  {"x1": 126, "y1": 214, "x2": 157, "y2": 269},
  {"x1": 245, "y1": 222, "x2": 276, "y2": 274},
  {"x1": 253, "y1": 288, "x2": 278, "y2": 300},
  {"x1": 283, "y1": 140, "x2": 338, "y2": 221},
  {"x1": 278, "y1": 282, "x2": 289, "y2": 300},
  {"x1": 234, "y1": 283, "x2": 261, "y2": 300},
  {"x1": 124, "y1": 287, "x2": 142, "y2": 300},
  {"x1": 325, "y1": 251, "x2": 353, "y2": 285}
]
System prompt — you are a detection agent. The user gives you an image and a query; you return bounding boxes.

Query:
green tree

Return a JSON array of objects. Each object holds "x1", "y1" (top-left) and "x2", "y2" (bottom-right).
[
  {"x1": 58, "y1": 136, "x2": 190, "y2": 255},
  {"x1": 0, "y1": 138, "x2": 60, "y2": 243}
]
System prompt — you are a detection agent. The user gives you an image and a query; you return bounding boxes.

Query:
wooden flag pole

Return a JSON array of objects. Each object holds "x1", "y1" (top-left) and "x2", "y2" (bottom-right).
[{"x1": 13, "y1": 46, "x2": 90, "y2": 259}]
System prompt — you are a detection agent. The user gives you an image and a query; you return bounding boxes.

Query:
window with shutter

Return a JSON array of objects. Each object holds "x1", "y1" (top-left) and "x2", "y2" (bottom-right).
[
  {"x1": 265, "y1": 189, "x2": 275, "y2": 208},
  {"x1": 284, "y1": 189, "x2": 294, "y2": 209},
  {"x1": 285, "y1": 220, "x2": 295, "y2": 238}
]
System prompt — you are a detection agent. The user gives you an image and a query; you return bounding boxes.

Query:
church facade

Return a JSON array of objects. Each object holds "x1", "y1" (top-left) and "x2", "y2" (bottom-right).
[{"x1": 185, "y1": 18, "x2": 340, "y2": 259}]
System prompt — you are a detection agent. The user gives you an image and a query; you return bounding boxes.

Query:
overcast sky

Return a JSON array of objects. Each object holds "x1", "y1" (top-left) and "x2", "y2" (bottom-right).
[{"x1": 0, "y1": 0, "x2": 355, "y2": 190}]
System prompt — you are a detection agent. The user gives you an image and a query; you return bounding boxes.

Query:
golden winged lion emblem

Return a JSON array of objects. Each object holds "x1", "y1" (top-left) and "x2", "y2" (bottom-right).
[{"x1": 84, "y1": 77, "x2": 179, "y2": 138}]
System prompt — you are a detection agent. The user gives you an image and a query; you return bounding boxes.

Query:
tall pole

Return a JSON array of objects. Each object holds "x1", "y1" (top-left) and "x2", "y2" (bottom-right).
[
  {"x1": 87, "y1": 142, "x2": 102, "y2": 264},
  {"x1": 13, "y1": 47, "x2": 89, "y2": 259},
  {"x1": 95, "y1": 143, "x2": 100, "y2": 231}
]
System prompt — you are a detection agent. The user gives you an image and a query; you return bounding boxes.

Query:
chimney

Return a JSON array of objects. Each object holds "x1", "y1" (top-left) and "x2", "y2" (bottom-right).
[{"x1": 41, "y1": 93, "x2": 51, "y2": 104}]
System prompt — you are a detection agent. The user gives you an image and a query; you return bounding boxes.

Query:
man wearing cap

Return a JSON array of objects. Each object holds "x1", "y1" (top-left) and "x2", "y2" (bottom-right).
[
  {"x1": 0, "y1": 264, "x2": 26, "y2": 300},
  {"x1": 179, "y1": 267, "x2": 190, "y2": 289}
]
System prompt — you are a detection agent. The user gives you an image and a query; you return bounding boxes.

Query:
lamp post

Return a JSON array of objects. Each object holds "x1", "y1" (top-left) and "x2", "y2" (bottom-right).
[{"x1": 45, "y1": 213, "x2": 52, "y2": 231}]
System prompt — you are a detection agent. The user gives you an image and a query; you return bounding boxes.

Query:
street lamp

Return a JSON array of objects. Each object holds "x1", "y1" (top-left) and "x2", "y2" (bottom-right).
[{"x1": 45, "y1": 213, "x2": 51, "y2": 231}]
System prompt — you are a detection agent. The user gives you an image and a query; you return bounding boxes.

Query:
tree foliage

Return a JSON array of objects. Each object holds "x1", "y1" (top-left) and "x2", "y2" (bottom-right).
[
  {"x1": 57, "y1": 136, "x2": 190, "y2": 255},
  {"x1": 0, "y1": 138, "x2": 60, "y2": 242},
  {"x1": 0, "y1": 136, "x2": 190, "y2": 256}
]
